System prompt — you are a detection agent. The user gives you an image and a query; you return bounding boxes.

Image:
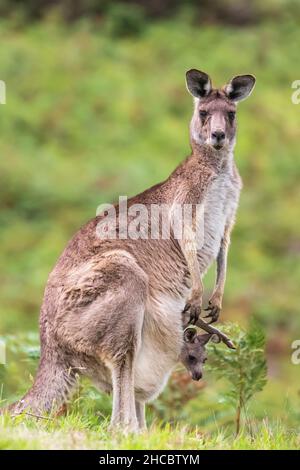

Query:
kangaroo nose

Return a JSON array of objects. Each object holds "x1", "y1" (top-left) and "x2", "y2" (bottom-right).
[
  {"x1": 212, "y1": 130, "x2": 225, "y2": 141},
  {"x1": 192, "y1": 371, "x2": 202, "y2": 381}
]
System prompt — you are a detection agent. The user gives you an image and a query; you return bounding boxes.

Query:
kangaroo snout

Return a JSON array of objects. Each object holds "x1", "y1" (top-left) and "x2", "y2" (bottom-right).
[
  {"x1": 211, "y1": 130, "x2": 225, "y2": 149},
  {"x1": 192, "y1": 370, "x2": 202, "y2": 381}
]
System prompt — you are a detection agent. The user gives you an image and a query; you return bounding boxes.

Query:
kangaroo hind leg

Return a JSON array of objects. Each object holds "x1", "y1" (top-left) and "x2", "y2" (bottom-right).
[{"x1": 110, "y1": 352, "x2": 138, "y2": 433}]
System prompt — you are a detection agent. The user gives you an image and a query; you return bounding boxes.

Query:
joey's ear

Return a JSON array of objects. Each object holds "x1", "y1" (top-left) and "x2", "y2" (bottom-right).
[
  {"x1": 186, "y1": 69, "x2": 212, "y2": 99},
  {"x1": 211, "y1": 334, "x2": 221, "y2": 344},
  {"x1": 224, "y1": 74, "x2": 256, "y2": 102},
  {"x1": 183, "y1": 326, "x2": 198, "y2": 343},
  {"x1": 197, "y1": 333, "x2": 212, "y2": 346}
]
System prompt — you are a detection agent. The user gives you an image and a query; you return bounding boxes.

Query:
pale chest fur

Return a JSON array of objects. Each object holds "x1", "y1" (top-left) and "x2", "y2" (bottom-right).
[{"x1": 197, "y1": 167, "x2": 241, "y2": 273}]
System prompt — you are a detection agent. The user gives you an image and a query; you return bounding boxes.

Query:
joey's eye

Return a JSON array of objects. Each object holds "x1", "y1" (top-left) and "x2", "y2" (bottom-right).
[
  {"x1": 203, "y1": 357, "x2": 207, "y2": 363},
  {"x1": 188, "y1": 355, "x2": 196, "y2": 363},
  {"x1": 199, "y1": 110, "x2": 208, "y2": 120},
  {"x1": 228, "y1": 111, "x2": 236, "y2": 121}
]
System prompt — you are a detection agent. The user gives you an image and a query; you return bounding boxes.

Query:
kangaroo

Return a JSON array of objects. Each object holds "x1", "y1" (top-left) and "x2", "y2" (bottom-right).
[
  {"x1": 180, "y1": 326, "x2": 219, "y2": 381},
  {"x1": 3, "y1": 70, "x2": 255, "y2": 432}
]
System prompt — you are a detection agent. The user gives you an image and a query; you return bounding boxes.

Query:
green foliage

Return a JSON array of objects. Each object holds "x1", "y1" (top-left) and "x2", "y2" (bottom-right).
[
  {"x1": 0, "y1": 0, "x2": 300, "y2": 26},
  {"x1": 104, "y1": 3, "x2": 146, "y2": 37},
  {"x1": 0, "y1": 333, "x2": 40, "y2": 404},
  {"x1": 208, "y1": 323, "x2": 267, "y2": 406},
  {"x1": 207, "y1": 322, "x2": 267, "y2": 434},
  {"x1": 0, "y1": 333, "x2": 40, "y2": 358}
]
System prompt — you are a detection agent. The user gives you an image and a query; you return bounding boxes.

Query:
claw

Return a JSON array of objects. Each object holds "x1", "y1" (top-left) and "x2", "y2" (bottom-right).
[
  {"x1": 183, "y1": 302, "x2": 201, "y2": 326},
  {"x1": 191, "y1": 306, "x2": 201, "y2": 325},
  {"x1": 208, "y1": 315, "x2": 218, "y2": 324},
  {"x1": 203, "y1": 304, "x2": 220, "y2": 324}
]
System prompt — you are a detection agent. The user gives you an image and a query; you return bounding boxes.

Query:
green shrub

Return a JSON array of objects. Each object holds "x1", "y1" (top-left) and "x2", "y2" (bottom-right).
[
  {"x1": 207, "y1": 322, "x2": 267, "y2": 435},
  {"x1": 104, "y1": 3, "x2": 146, "y2": 37}
]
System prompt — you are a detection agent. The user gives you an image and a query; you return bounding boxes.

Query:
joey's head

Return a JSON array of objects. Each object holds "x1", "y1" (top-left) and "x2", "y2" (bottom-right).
[
  {"x1": 186, "y1": 69, "x2": 256, "y2": 153},
  {"x1": 180, "y1": 326, "x2": 218, "y2": 381}
]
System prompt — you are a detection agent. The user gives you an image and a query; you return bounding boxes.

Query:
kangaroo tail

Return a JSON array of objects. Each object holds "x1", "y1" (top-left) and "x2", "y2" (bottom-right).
[{"x1": 2, "y1": 350, "x2": 77, "y2": 416}]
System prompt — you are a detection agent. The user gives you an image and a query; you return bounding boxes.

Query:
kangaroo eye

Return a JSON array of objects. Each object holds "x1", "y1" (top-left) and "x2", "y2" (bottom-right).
[
  {"x1": 228, "y1": 111, "x2": 235, "y2": 121},
  {"x1": 188, "y1": 355, "x2": 196, "y2": 363},
  {"x1": 199, "y1": 110, "x2": 208, "y2": 120},
  {"x1": 203, "y1": 357, "x2": 207, "y2": 363}
]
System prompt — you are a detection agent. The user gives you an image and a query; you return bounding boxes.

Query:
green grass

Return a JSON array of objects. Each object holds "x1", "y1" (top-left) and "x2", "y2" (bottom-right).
[{"x1": 0, "y1": 413, "x2": 299, "y2": 450}]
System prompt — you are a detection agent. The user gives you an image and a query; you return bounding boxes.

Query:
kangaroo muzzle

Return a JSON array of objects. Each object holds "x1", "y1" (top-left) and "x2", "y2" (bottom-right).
[
  {"x1": 211, "y1": 129, "x2": 226, "y2": 149},
  {"x1": 210, "y1": 112, "x2": 227, "y2": 149}
]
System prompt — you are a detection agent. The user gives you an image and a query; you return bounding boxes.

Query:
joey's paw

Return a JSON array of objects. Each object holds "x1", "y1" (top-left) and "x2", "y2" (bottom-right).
[{"x1": 204, "y1": 301, "x2": 221, "y2": 324}]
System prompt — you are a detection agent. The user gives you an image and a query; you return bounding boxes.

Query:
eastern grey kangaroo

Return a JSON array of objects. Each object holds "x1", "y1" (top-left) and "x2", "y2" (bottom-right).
[{"x1": 4, "y1": 70, "x2": 255, "y2": 432}]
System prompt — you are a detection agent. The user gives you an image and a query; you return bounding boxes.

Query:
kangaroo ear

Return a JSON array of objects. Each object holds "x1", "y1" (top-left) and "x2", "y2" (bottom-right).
[
  {"x1": 186, "y1": 69, "x2": 212, "y2": 99},
  {"x1": 183, "y1": 326, "x2": 198, "y2": 343},
  {"x1": 224, "y1": 74, "x2": 256, "y2": 102},
  {"x1": 211, "y1": 333, "x2": 221, "y2": 344},
  {"x1": 197, "y1": 333, "x2": 212, "y2": 346}
]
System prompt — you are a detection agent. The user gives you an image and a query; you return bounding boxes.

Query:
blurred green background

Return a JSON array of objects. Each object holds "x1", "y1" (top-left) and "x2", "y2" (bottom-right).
[{"x1": 0, "y1": 0, "x2": 300, "y2": 434}]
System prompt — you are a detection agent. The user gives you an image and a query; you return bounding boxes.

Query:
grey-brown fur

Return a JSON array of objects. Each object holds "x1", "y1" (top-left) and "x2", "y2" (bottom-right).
[
  {"x1": 3, "y1": 70, "x2": 255, "y2": 432},
  {"x1": 180, "y1": 327, "x2": 215, "y2": 381}
]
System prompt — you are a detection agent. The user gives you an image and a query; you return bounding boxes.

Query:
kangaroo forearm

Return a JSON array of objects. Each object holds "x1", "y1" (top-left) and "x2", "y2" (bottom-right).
[
  {"x1": 181, "y1": 229, "x2": 203, "y2": 297},
  {"x1": 214, "y1": 245, "x2": 227, "y2": 300},
  {"x1": 181, "y1": 235, "x2": 203, "y2": 325},
  {"x1": 213, "y1": 225, "x2": 231, "y2": 301}
]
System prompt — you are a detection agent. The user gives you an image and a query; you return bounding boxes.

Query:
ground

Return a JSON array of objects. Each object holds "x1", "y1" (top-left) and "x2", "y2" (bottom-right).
[{"x1": 0, "y1": 414, "x2": 299, "y2": 450}]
